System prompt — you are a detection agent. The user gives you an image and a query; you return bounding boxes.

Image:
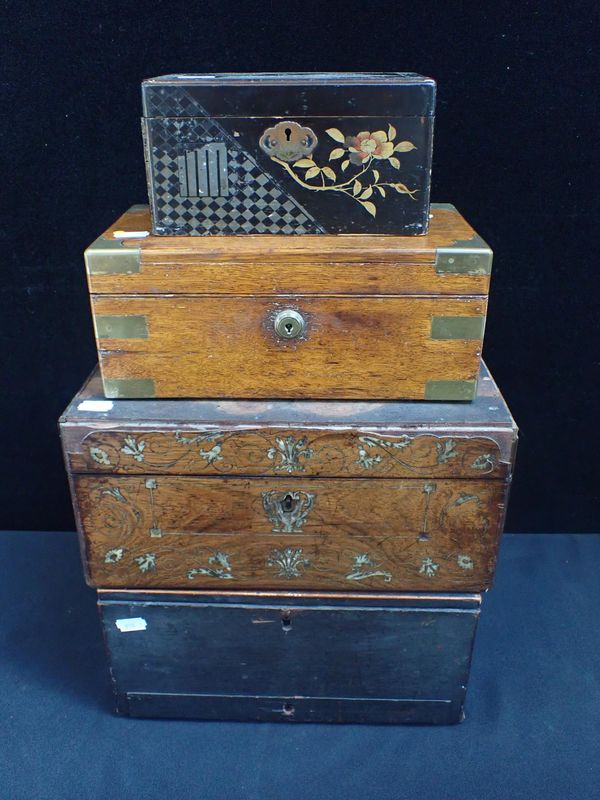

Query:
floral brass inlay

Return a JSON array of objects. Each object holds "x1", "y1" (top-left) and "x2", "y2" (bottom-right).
[
  {"x1": 187, "y1": 552, "x2": 233, "y2": 580},
  {"x1": 134, "y1": 553, "x2": 156, "y2": 573},
  {"x1": 90, "y1": 447, "x2": 110, "y2": 465},
  {"x1": 471, "y1": 453, "x2": 496, "y2": 472},
  {"x1": 269, "y1": 125, "x2": 417, "y2": 217},
  {"x1": 345, "y1": 553, "x2": 392, "y2": 583},
  {"x1": 104, "y1": 547, "x2": 124, "y2": 564},
  {"x1": 267, "y1": 436, "x2": 314, "y2": 473},
  {"x1": 457, "y1": 554, "x2": 474, "y2": 570},
  {"x1": 174, "y1": 430, "x2": 224, "y2": 465},
  {"x1": 266, "y1": 547, "x2": 311, "y2": 579},
  {"x1": 262, "y1": 490, "x2": 316, "y2": 533},
  {"x1": 435, "y1": 439, "x2": 458, "y2": 464},
  {"x1": 356, "y1": 434, "x2": 412, "y2": 469},
  {"x1": 121, "y1": 436, "x2": 146, "y2": 462},
  {"x1": 419, "y1": 557, "x2": 439, "y2": 578},
  {"x1": 83, "y1": 429, "x2": 501, "y2": 479},
  {"x1": 101, "y1": 487, "x2": 127, "y2": 503}
]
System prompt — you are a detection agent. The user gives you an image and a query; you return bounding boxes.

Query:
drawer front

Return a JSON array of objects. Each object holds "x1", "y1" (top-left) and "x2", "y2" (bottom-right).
[
  {"x1": 74, "y1": 475, "x2": 506, "y2": 590},
  {"x1": 99, "y1": 593, "x2": 479, "y2": 724},
  {"x1": 91, "y1": 295, "x2": 486, "y2": 400}
]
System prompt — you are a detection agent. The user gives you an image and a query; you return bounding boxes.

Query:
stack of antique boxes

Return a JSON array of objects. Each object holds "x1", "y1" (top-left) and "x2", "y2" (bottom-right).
[{"x1": 60, "y1": 74, "x2": 517, "y2": 724}]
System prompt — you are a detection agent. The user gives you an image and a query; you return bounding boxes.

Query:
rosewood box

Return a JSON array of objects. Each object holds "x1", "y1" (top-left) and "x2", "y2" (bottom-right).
[
  {"x1": 60, "y1": 361, "x2": 516, "y2": 592},
  {"x1": 84, "y1": 203, "x2": 491, "y2": 401},
  {"x1": 141, "y1": 73, "x2": 435, "y2": 236},
  {"x1": 99, "y1": 590, "x2": 481, "y2": 724}
]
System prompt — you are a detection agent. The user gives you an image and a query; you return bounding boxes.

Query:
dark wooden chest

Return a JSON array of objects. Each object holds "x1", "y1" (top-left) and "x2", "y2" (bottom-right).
[
  {"x1": 98, "y1": 590, "x2": 480, "y2": 724},
  {"x1": 141, "y1": 72, "x2": 435, "y2": 236},
  {"x1": 84, "y1": 203, "x2": 491, "y2": 400},
  {"x1": 60, "y1": 361, "x2": 516, "y2": 593}
]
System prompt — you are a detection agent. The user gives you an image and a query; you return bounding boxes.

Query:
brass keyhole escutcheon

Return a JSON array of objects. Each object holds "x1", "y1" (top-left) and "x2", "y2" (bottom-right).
[
  {"x1": 259, "y1": 121, "x2": 318, "y2": 162},
  {"x1": 274, "y1": 309, "x2": 306, "y2": 340}
]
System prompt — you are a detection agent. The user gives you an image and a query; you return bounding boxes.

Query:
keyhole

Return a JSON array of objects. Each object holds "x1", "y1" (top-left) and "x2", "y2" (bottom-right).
[
  {"x1": 282, "y1": 702, "x2": 295, "y2": 716},
  {"x1": 282, "y1": 493, "x2": 294, "y2": 512},
  {"x1": 284, "y1": 322, "x2": 294, "y2": 334},
  {"x1": 284, "y1": 127, "x2": 292, "y2": 141},
  {"x1": 281, "y1": 611, "x2": 292, "y2": 631}
]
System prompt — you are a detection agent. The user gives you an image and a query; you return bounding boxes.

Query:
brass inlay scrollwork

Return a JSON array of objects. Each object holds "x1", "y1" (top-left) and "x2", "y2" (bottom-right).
[
  {"x1": 345, "y1": 554, "x2": 392, "y2": 583},
  {"x1": 187, "y1": 552, "x2": 233, "y2": 581}
]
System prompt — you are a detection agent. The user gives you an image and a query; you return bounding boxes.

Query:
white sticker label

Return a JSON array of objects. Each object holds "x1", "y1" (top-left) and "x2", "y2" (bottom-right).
[
  {"x1": 77, "y1": 400, "x2": 114, "y2": 412},
  {"x1": 115, "y1": 617, "x2": 147, "y2": 633},
  {"x1": 112, "y1": 230, "x2": 150, "y2": 239}
]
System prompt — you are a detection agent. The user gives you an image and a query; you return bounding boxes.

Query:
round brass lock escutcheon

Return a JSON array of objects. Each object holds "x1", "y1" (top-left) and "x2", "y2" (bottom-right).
[{"x1": 274, "y1": 309, "x2": 306, "y2": 339}]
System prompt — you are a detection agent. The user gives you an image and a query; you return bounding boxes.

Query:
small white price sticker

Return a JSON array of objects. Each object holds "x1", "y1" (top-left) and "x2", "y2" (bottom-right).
[
  {"x1": 77, "y1": 400, "x2": 114, "y2": 412},
  {"x1": 112, "y1": 230, "x2": 150, "y2": 239},
  {"x1": 115, "y1": 617, "x2": 147, "y2": 633}
]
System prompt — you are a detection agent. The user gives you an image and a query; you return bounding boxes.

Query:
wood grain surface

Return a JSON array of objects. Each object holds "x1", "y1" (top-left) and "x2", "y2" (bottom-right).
[
  {"x1": 74, "y1": 475, "x2": 506, "y2": 591},
  {"x1": 88, "y1": 205, "x2": 491, "y2": 296},
  {"x1": 91, "y1": 294, "x2": 486, "y2": 399}
]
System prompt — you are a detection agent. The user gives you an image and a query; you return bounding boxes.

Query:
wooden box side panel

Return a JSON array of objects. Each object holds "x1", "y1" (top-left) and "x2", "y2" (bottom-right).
[
  {"x1": 75, "y1": 475, "x2": 507, "y2": 591},
  {"x1": 91, "y1": 294, "x2": 486, "y2": 400},
  {"x1": 87, "y1": 206, "x2": 491, "y2": 296}
]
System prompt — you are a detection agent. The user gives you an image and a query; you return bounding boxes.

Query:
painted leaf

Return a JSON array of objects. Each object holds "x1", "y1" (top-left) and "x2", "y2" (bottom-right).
[
  {"x1": 294, "y1": 158, "x2": 316, "y2": 168},
  {"x1": 372, "y1": 170, "x2": 380, "y2": 182},
  {"x1": 322, "y1": 166, "x2": 336, "y2": 181},
  {"x1": 326, "y1": 128, "x2": 345, "y2": 143},
  {"x1": 362, "y1": 201, "x2": 377, "y2": 217},
  {"x1": 393, "y1": 182, "x2": 413, "y2": 194},
  {"x1": 329, "y1": 148, "x2": 345, "y2": 160},
  {"x1": 390, "y1": 157, "x2": 401, "y2": 169},
  {"x1": 360, "y1": 187, "x2": 373, "y2": 199},
  {"x1": 353, "y1": 180, "x2": 362, "y2": 196},
  {"x1": 394, "y1": 141, "x2": 416, "y2": 152},
  {"x1": 305, "y1": 166, "x2": 321, "y2": 179},
  {"x1": 376, "y1": 185, "x2": 386, "y2": 197},
  {"x1": 388, "y1": 124, "x2": 397, "y2": 140},
  {"x1": 341, "y1": 159, "x2": 350, "y2": 171}
]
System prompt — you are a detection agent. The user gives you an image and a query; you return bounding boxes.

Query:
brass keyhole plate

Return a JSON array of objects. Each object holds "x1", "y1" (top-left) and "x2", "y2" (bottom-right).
[
  {"x1": 259, "y1": 121, "x2": 318, "y2": 163},
  {"x1": 273, "y1": 309, "x2": 306, "y2": 339}
]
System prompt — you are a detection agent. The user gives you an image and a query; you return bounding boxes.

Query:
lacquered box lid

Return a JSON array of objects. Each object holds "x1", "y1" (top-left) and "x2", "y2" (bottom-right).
[{"x1": 141, "y1": 72, "x2": 436, "y2": 118}]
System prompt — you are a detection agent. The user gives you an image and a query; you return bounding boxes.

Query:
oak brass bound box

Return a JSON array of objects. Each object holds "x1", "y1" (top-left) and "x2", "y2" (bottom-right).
[
  {"x1": 60, "y1": 362, "x2": 516, "y2": 592},
  {"x1": 84, "y1": 203, "x2": 491, "y2": 400},
  {"x1": 99, "y1": 590, "x2": 481, "y2": 724},
  {"x1": 141, "y1": 72, "x2": 435, "y2": 236}
]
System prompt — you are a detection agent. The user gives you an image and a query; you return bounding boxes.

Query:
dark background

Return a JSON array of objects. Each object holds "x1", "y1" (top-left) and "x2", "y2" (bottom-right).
[{"x1": 2, "y1": 1, "x2": 598, "y2": 533}]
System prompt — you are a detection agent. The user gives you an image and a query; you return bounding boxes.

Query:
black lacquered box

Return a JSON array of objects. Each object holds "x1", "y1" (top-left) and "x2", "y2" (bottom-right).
[
  {"x1": 141, "y1": 72, "x2": 435, "y2": 236},
  {"x1": 99, "y1": 590, "x2": 480, "y2": 724}
]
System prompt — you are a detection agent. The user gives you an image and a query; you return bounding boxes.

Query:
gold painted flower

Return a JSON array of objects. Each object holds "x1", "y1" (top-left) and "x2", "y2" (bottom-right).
[{"x1": 346, "y1": 131, "x2": 394, "y2": 165}]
